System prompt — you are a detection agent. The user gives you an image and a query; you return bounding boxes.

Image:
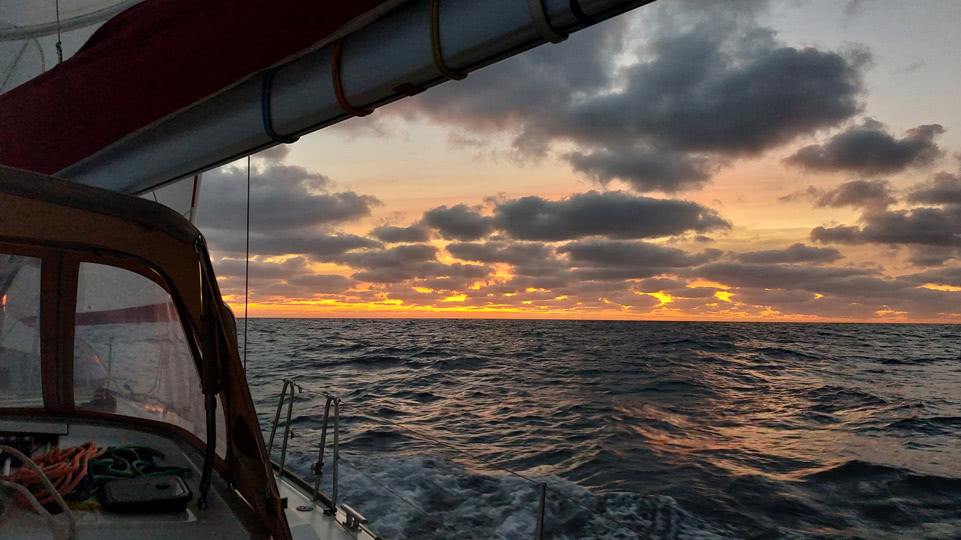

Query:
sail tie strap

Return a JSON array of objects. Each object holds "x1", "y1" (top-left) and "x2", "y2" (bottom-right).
[
  {"x1": 430, "y1": 0, "x2": 467, "y2": 80},
  {"x1": 332, "y1": 40, "x2": 374, "y2": 117},
  {"x1": 260, "y1": 68, "x2": 300, "y2": 144},
  {"x1": 528, "y1": 0, "x2": 568, "y2": 43}
]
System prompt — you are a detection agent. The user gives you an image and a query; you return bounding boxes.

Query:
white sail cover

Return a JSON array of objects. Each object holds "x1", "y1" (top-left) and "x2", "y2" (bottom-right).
[{"x1": 0, "y1": 0, "x2": 141, "y2": 93}]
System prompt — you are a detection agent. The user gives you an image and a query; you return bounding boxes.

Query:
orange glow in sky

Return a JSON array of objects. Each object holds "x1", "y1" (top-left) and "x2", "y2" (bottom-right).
[{"x1": 204, "y1": 1, "x2": 961, "y2": 323}]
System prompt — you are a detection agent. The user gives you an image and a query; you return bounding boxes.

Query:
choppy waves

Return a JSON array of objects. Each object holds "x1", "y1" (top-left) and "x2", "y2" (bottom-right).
[{"x1": 242, "y1": 320, "x2": 961, "y2": 539}]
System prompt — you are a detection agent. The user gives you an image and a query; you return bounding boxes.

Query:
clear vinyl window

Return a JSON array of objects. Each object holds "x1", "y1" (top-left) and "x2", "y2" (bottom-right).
[
  {"x1": 74, "y1": 262, "x2": 225, "y2": 455},
  {"x1": 0, "y1": 254, "x2": 42, "y2": 407}
]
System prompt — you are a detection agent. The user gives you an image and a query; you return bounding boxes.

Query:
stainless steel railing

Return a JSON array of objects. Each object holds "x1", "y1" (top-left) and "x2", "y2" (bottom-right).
[{"x1": 266, "y1": 378, "x2": 648, "y2": 540}]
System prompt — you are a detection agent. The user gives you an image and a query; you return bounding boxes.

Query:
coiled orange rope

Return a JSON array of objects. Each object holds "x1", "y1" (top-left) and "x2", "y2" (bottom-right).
[{"x1": 2, "y1": 442, "x2": 105, "y2": 506}]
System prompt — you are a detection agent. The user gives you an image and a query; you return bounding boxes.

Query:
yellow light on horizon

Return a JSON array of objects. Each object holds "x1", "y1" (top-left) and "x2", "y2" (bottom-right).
[
  {"x1": 413, "y1": 286, "x2": 434, "y2": 293},
  {"x1": 922, "y1": 283, "x2": 961, "y2": 292},
  {"x1": 442, "y1": 294, "x2": 467, "y2": 302},
  {"x1": 647, "y1": 292, "x2": 673, "y2": 304},
  {"x1": 714, "y1": 291, "x2": 733, "y2": 303}
]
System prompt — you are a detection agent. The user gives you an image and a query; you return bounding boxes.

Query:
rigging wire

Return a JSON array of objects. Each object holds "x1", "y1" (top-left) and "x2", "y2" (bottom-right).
[
  {"x1": 243, "y1": 155, "x2": 251, "y2": 370},
  {"x1": 54, "y1": 0, "x2": 63, "y2": 64}
]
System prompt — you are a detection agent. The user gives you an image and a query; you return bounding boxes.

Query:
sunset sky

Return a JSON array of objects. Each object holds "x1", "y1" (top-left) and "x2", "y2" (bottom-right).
[{"x1": 200, "y1": 0, "x2": 961, "y2": 322}]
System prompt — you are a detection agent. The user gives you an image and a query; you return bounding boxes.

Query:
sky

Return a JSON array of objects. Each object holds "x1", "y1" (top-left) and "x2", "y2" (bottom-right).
[{"x1": 199, "y1": 0, "x2": 961, "y2": 322}]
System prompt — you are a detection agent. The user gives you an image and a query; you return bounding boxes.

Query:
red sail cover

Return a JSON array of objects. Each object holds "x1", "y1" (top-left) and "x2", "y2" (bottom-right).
[{"x1": 0, "y1": 0, "x2": 390, "y2": 176}]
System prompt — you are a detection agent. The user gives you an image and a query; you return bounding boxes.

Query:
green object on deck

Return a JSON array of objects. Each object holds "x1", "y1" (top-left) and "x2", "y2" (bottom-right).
[{"x1": 91, "y1": 445, "x2": 192, "y2": 482}]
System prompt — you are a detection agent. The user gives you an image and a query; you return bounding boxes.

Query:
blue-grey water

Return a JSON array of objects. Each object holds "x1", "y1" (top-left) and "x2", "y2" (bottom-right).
[{"x1": 240, "y1": 320, "x2": 961, "y2": 540}]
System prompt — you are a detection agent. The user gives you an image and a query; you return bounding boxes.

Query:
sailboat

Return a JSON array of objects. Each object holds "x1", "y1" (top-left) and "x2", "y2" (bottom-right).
[{"x1": 0, "y1": 1, "x2": 653, "y2": 538}]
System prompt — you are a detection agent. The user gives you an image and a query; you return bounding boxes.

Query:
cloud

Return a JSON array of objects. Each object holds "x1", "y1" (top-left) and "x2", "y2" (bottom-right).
[
  {"x1": 337, "y1": 244, "x2": 490, "y2": 283},
  {"x1": 286, "y1": 274, "x2": 355, "y2": 294},
  {"x1": 213, "y1": 256, "x2": 311, "y2": 279},
  {"x1": 895, "y1": 59, "x2": 927, "y2": 75},
  {"x1": 558, "y1": 240, "x2": 721, "y2": 280},
  {"x1": 212, "y1": 256, "x2": 358, "y2": 299},
  {"x1": 906, "y1": 247, "x2": 959, "y2": 267},
  {"x1": 421, "y1": 204, "x2": 494, "y2": 241},
  {"x1": 369, "y1": 224, "x2": 432, "y2": 243},
  {"x1": 198, "y1": 163, "x2": 379, "y2": 234},
  {"x1": 786, "y1": 119, "x2": 944, "y2": 175},
  {"x1": 737, "y1": 243, "x2": 843, "y2": 264},
  {"x1": 908, "y1": 171, "x2": 961, "y2": 206},
  {"x1": 559, "y1": 240, "x2": 720, "y2": 269},
  {"x1": 205, "y1": 230, "x2": 380, "y2": 261},
  {"x1": 445, "y1": 241, "x2": 553, "y2": 266},
  {"x1": 811, "y1": 206, "x2": 961, "y2": 247},
  {"x1": 393, "y1": 4, "x2": 867, "y2": 192},
  {"x1": 903, "y1": 267, "x2": 961, "y2": 287},
  {"x1": 633, "y1": 277, "x2": 688, "y2": 291},
  {"x1": 815, "y1": 179, "x2": 894, "y2": 209},
  {"x1": 255, "y1": 144, "x2": 291, "y2": 161},
  {"x1": 695, "y1": 261, "x2": 874, "y2": 291},
  {"x1": 566, "y1": 145, "x2": 713, "y2": 193},
  {"x1": 780, "y1": 179, "x2": 894, "y2": 210},
  {"x1": 490, "y1": 191, "x2": 730, "y2": 241}
]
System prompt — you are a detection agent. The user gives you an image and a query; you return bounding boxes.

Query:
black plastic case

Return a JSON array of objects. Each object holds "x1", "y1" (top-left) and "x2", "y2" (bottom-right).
[{"x1": 99, "y1": 475, "x2": 192, "y2": 513}]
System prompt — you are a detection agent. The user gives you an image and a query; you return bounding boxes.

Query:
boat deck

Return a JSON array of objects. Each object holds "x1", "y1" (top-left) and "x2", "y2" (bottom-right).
[
  {"x1": 0, "y1": 416, "x2": 377, "y2": 540},
  {"x1": 0, "y1": 417, "x2": 252, "y2": 539}
]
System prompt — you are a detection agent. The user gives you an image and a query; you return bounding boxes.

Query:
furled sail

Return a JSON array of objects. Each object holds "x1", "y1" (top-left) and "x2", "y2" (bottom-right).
[{"x1": 0, "y1": 0, "x2": 652, "y2": 195}]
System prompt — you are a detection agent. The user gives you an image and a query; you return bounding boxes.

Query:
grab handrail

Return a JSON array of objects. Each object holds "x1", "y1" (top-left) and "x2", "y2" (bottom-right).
[{"x1": 267, "y1": 378, "x2": 341, "y2": 515}]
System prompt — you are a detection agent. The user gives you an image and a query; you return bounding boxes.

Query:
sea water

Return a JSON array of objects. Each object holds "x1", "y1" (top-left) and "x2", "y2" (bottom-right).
[{"x1": 240, "y1": 319, "x2": 961, "y2": 539}]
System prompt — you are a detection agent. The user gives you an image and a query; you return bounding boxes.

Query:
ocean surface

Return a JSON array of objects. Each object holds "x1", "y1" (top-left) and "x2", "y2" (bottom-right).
[{"x1": 239, "y1": 319, "x2": 961, "y2": 540}]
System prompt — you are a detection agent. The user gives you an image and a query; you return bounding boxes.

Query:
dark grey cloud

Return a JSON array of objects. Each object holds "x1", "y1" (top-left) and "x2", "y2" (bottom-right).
[
  {"x1": 633, "y1": 277, "x2": 688, "y2": 291},
  {"x1": 696, "y1": 262, "x2": 874, "y2": 291},
  {"x1": 393, "y1": 4, "x2": 867, "y2": 193},
  {"x1": 691, "y1": 259, "x2": 961, "y2": 317},
  {"x1": 337, "y1": 244, "x2": 491, "y2": 284},
  {"x1": 286, "y1": 274, "x2": 355, "y2": 294},
  {"x1": 665, "y1": 286, "x2": 720, "y2": 298},
  {"x1": 903, "y1": 267, "x2": 961, "y2": 288},
  {"x1": 369, "y1": 224, "x2": 431, "y2": 243},
  {"x1": 805, "y1": 179, "x2": 895, "y2": 210},
  {"x1": 338, "y1": 244, "x2": 438, "y2": 268},
  {"x1": 352, "y1": 262, "x2": 490, "y2": 284},
  {"x1": 566, "y1": 145, "x2": 712, "y2": 193},
  {"x1": 421, "y1": 204, "x2": 494, "y2": 241},
  {"x1": 212, "y1": 256, "x2": 357, "y2": 300},
  {"x1": 205, "y1": 230, "x2": 380, "y2": 261},
  {"x1": 559, "y1": 240, "x2": 721, "y2": 269},
  {"x1": 786, "y1": 120, "x2": 944, "y2": 175},
  {"x1": 490, "y1": 191, "x2": 730, "y2": 241},
  {"x1": 564, "y1": 33, "x2": 864, "y2": 157},
  {"x1": 908, "y1": 171, "x2": 961, "y2": 206},
  {"x1": 906, "y1": 246, "x2": 959, "y2": 267},
  {"x1": 213, "y1": 256, "x2": 310, "y2": 279},
  {"x1": 198, "y1": 163, "x2": 379, "y2": 234},
  {"x1": 557, "y1": 240, "x2": 721, "y2": 280},
  {"x1": 737, "y1": 243, "x2": 843, "y2": 264},
  {"x1": 811, "y1": 206, "x2": 961, "y2": 247},
  {"x1": 445, "y1": 241, "x2": 553, "y2": 266}
]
